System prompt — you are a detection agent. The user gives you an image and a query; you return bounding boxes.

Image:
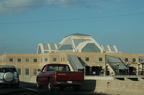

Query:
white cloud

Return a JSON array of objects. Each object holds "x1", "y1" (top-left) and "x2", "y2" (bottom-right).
[
  {"x1": 0, "y1": 0, "x2": 85, "y2": 13},
  {"x1": 44, "y1": 0, "x2": 82, "y2": 7},
  {"x1": 0, "y1": 0, "x2": 116, "y2": 13},
  {"x1": 0, "y1": 0, "x2": 40, "y2": 13}
]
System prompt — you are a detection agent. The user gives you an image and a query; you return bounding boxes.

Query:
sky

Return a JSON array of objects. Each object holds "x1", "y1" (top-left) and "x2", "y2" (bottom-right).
[{"x1": 0, "y1": 0, "x2": 144, "y2": 55}]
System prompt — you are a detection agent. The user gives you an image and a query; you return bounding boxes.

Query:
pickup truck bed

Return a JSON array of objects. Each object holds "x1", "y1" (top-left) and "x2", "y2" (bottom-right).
[
  {"x1": 52, "y1": 71, "x2": 84, "y2": 84},
  {"x1": 36, "y1": 64, "x2": 84, "y2": 91}
]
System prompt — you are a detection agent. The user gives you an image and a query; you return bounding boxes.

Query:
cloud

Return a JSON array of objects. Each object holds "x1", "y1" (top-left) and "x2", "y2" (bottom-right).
[
  {"x1": 0, "y1": 0, "x2": 122, "y2": 13},
  {"x1": 45, "y1": 0, "x2": 107, "y2": 8},
  {"x1": 0, "y1": 0, "x2": 95, "y2": 13},
  {"x1": 0, "y1": 0, "x2": 40, "y2": 13},
  {"x1": 46, "y1": 0, "x2": 82, "y2": 5}
]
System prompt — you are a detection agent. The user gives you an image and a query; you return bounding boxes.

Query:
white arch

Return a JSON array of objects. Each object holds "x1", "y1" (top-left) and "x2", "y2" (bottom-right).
[{"x1": 75, "y1": 41, "x2": 104, "y2": 52}]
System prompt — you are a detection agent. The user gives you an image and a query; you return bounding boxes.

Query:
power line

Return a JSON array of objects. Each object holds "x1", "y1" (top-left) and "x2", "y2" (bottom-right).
[{"x1": 0, "y1": 12, "x2": 144, "y2": 25}]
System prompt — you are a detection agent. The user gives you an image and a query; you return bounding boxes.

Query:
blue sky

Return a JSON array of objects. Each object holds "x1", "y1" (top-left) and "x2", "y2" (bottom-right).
[{"x1": 0, "y1": 0, "x2": 144, "y2": 55}]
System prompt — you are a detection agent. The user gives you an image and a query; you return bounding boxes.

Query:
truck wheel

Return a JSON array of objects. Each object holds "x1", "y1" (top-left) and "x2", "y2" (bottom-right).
[
  {"x1": 36, "y1": 79, "x2": 42, "y2": 89},
  {"x1": 48, "y1": 82, "x2": 54, "y2": 91},
  {"x1": 37, "y1": 83, "x2": 42, "y2": 89},
  {"x1": 73, "y1": 85, "x2": 81, "y2": 92}
]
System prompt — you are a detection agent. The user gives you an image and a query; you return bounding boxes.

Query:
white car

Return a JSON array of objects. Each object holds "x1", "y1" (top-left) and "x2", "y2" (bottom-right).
[{"x1": 0, "y1": 65, "x2": 19, "y2": 88}]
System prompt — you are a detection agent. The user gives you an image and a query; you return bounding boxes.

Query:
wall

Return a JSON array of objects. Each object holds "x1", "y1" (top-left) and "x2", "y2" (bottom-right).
[
  {"x1": 1, "y1": 52, "x2": 144, "y2": 76},
  {"x1": 20, "y1": 75, "x2": 144, "y2": 95},
  {"x1": 93, "y1": 80, "x2": 144, "y2": 95}
]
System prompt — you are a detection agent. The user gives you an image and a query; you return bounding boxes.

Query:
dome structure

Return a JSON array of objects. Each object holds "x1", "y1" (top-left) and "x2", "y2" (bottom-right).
[{"x1": 37, "y1": 33, "x2": 118, "y2": 54}]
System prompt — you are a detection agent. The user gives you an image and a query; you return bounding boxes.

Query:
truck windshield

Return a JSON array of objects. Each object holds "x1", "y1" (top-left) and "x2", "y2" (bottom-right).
[{"x1": 48, "y1": 65, "x2": 70, "y2": 71}]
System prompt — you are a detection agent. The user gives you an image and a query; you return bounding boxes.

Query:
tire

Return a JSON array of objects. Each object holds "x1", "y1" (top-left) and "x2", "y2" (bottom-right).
[
  {"x1": 73, "y1": 85, "x2": 81, "y2": 92},
  {"x1": 36, "y1": 78, "x2": 42, "y2": 89},
  {"x1": 3, "y1": 72, "x2": 14, "y2": 82},
  {"x1": 48, "y1": 82, "x2": 55, "y2": 92}
]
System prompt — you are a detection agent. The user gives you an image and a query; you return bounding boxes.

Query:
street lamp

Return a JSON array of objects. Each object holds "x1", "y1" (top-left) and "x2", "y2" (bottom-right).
[
  {"x1": 113, "y1": 63, "x2": 119, "y2": 75},
  {"x1": 141, "y1": 61, "x2": 144, "y2": 75},
  {"x1": 126, "y1": 62, "x2": 129, "y2": 75},
  {"x1": 137, "y1": 62, "x2": 141, "y2": 75},
  {"x1": 126, "y1": 62, "x2": 131, "y2": 75},
  {"x1": 105, "y1": 64, "x2": 109, "y2": 75}
]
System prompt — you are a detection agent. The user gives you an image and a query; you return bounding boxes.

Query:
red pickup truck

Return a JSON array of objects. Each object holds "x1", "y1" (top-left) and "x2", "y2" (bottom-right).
[{"x1": 36, "y1": 63, "x2": 84, "y2": 91}]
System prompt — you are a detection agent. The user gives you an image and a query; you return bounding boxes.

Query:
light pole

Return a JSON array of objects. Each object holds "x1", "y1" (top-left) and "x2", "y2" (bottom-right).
[
  {"x1": 126, "y1": 62, "x2": 130, "y2": 75},
  {"x1": 137, "y1": 62, "x2": 141, "y2": 75},
  {"x1": 113, "y1": 63, "x2": 119, "y2": 75},
  {"x1": 116, "y1": 63, "x2": 119, "y2": 75},
  {"x1": 141, "y1": 61, "x2": 144, "y2": 75},
  {"x1": 105, "y1": 64, "x2": 109, "y2": 75}
]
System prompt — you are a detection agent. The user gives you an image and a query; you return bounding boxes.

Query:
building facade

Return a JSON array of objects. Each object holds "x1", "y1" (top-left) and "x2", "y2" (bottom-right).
[
  {"x1": 0, "y1": 52, "x2": 144, "y2": 76},
  {"x1": 0, "y1": 33, "x2": 144, "y2": 76}
]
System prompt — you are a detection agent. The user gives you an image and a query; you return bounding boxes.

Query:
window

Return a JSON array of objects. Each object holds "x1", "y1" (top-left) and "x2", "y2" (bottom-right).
[
  {"x1": 0, "y1": 68, "x2": 16, "y2": 73},
  {"x1": 33, "y1": 59, "x2": 37, "y2": 62},
  {"x1": 78, "y1": 57, "x2": 82, "y2": 61},
  {"x1": 33, "y1": 69, "x2": 37, "y2": 75},
  {"x1": 42, "y1": 65, "x2": 47, "y2": 72},
  {"x1": 44, "y1": 58, "x2": 48, "y2": 62},
  {"x1": 44, "y1": 51, "x2": 49, "y2": 53},
  {"x1": 53, "y1": 58, "x2": 57, "y2": 62},
  {"x1": 63, "y1": 57, "x2": 65, "y2": 61},
  {"x1": 26, "y1": 58, "x2": 30, "y2": 62},
  {"x1": 61, "y1": 57, "x2": 65, "y2": 61},
  {"x1": 85, "y1": 57, "x2": 90, "y2": 61},
  {"x1": 48, "y1": 65, "x2": 70, "y2": 71},
  {"x1": 9, "y1": 58, "x2": 13, "y2": 62},
  {"x1": 82, "y1": 43, "x2": 101, "y2": 52},
  {"x1": 125, "y1": 58, "x2": 129, "y2": 62},
  {"x1": 17, "y1": 68, "x2": 21, "y2": 75},
  {"x1": 38, "y1": 46, "x2": 42, "y2": 54},
  {"x1": 25, "y1": 68, "x2": 29, "y2": 75},
  {"x1": 99, "y1": 57, "x2": 103, "y2": 61},
  {"x1": 17, "y1": 58, "x2": 22, "y2": 62},
  {"x1": 132, "y1": 58, "x2": 136, "y2": 62}
]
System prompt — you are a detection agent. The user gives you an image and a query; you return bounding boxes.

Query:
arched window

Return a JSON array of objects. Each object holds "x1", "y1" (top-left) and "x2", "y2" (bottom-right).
[{"x1": 82, "y1": 43, "x2": 101, "y2": 52}]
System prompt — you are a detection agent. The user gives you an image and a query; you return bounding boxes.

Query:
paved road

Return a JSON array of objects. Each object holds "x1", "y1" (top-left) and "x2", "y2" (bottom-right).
[{"x1": 0, "y1": 82, "x2": 109, "y2": 95}]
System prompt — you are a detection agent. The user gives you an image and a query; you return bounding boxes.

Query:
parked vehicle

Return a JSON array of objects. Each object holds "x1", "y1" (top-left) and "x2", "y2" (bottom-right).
[
  {"x1": 36, "y1": 63, "x2": 84, "y2": 91},
  {"x1": 0, "y1": 65, "x2": 19, "y2": 88}
]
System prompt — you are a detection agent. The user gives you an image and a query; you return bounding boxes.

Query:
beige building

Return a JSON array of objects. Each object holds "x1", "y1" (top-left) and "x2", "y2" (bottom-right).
[
  {"x1": 0, "y1": 52, "x2": 144, "y2": 76},
  {"x1": 0, "y1": 33, "x2": 144, "y2": 76},
  {"x1": 0, "y1": 54, "x2": 39, "y2": 76}
]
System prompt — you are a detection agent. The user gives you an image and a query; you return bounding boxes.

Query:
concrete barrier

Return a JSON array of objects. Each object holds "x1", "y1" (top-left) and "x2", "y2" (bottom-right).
[
  {"x1": 84, "y1": 76, "x2": 144, "y2": 95},
  {"x1": 82, "y1": 79, "x2": 144, "y2": 95},
  {"x1": 19, "y1": 75, "x2": 36, "y2": 83},
  {"x1": 19, "y1": 75, "x2": 144, "y2": 95}
]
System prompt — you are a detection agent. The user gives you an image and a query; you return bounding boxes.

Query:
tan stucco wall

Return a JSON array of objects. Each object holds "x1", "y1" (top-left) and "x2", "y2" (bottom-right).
[
  {"x1": 0, "y1": 52, "x2": 144, "y2": 76},
  {"x1": 0, "y1": 53, "x2": 39, "y2": 75}
]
